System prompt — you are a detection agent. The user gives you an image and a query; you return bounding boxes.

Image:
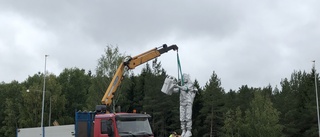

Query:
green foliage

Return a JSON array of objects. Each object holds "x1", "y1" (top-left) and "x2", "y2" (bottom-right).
[
  {"x1": 222, "y1": 89, "x2": 283, "y2": 137},
  {"x1": 237, "y1": 85, "x2": 254, "y2": 113},
  {"x1": 274, "y1": 69, "x2": 320, "y2": 137},
  {"x1": 243, "y1": 91, "x2": 283, "y2": 137},
  {"x1": 18, "y1": 86, "x2": 43, "y2": 127},
  {"x1": 0, "y1": 81, "x2": 23, "y2": 137},
  {"x1": 58, "y1": 68, "x2": 91, "y2": 121},
  {"x1": 224, "y1": 90, "x2": 237, "y2": 111},
  {"x1": 2, "y1": 99, "x2": 18, "y2": 137},
  {"x1": 115, "y1": 74, "x2": 143, "y2": 113},
  {"x1": 200, "y1": 71, "x2": 225, "y2": 137},
  {"x1": 222, "y1": 107, "x2": 242, "y2": 137},
  {"x1": 191, "y1": 80, "x2": 205, "y2": 137},
  {"x1": 45, "y1": 74, "x2": 69, "y2": 125},
  {"x1": 86, "y1": 45, "x2": 127, "y2": 111},
  {"x1": 86, "y1": 75, "x2": 109, "y2": 110},
  {"x1": 96, "y1": 45, "x2": 125, "y2": 77}
]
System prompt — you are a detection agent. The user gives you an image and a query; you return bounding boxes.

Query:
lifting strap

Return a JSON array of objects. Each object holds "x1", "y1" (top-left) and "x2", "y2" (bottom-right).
[{"x1": 177, "y1": 52, "x2": 184, "y2": 86}]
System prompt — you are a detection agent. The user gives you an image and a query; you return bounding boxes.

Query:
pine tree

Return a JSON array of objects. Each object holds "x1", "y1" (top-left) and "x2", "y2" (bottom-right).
[
  {"x1": 237, "y1": 85, "x2": 254, "y2": 113},
  {"x1": 192, "y1": 80, "x2": 205, "y2": 137},
  {"x1": 200, "y1": 71, "x2": 225, "y2": 137}
]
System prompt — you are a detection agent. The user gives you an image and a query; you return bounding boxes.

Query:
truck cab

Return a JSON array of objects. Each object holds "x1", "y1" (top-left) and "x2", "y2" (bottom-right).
[
  {"x1": 75, "y1": 112, "x2": 154, "y2": 137},
  {"x1": 94, "y1": 113, "x2": 153, "y2": 137}
]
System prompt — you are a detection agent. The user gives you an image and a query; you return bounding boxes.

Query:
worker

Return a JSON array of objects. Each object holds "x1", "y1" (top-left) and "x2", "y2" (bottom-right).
[
  {"x1": 169, "y1": 131, "x2": 177, "y2": 137},
  {"x1": 173, "y1": 73, "x2": 197, "y2": 137}
]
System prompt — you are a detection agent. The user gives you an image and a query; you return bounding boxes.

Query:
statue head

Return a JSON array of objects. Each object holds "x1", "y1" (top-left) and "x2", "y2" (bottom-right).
[{"x1": 182, "y1": 73, "x2": 191, "y2": 83}]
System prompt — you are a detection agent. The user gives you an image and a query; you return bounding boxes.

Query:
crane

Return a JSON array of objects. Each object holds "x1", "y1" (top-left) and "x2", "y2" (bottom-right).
[{"x1": 101, "y1": 44, "x2": 178, "y2": 107}]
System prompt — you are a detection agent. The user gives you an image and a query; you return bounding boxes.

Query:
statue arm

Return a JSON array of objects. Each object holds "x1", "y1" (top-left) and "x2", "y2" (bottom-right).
[{"x1": 174, "y1": 85, "x2": 188, "y2": 91}]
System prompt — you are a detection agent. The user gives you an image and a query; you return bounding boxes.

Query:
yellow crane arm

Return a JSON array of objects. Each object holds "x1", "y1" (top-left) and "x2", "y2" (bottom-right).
[{"x1": 101, "y1": 44, "x2": 178, "y2": 106}]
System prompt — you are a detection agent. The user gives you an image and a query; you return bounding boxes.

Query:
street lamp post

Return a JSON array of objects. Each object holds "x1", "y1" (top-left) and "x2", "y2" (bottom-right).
[{"x1": 41, "y1": 55, "x2": 48, "y2": 137}]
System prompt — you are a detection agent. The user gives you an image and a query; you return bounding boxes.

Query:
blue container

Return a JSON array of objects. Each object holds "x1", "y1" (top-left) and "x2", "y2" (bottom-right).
[{"x1": 75, "y1": 111, "x2": 95, "y2": 137}]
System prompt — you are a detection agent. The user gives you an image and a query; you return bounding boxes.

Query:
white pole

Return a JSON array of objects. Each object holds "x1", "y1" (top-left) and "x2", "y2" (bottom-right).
[
  {"x1": 41, "y1": 55, "x2": 48, "y2": 137},
  {"x1": 313, "y1": 60, "x2": 320, "y2": 137}
]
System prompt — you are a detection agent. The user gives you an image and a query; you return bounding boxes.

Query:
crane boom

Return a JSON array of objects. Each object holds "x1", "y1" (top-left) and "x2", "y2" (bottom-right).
[{"x1": 101, "y1": 44, "x2": 178, "y2": 106}]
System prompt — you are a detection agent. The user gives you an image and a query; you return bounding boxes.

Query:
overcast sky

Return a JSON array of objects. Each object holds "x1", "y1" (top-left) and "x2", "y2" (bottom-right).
[{"x1": 0, "y1": 0, "x2": 319, "y2": 91}]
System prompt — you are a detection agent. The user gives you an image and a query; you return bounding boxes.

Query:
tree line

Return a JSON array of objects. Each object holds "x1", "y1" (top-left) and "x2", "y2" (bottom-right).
[{"x1": 0, "y1": 46, "x2": 319, "y2": 137}]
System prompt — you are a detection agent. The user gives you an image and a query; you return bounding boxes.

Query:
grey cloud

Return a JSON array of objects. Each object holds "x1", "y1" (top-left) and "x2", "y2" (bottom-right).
[{"x1": 1, "y1": 0, "x2": 320, "y2": 90}]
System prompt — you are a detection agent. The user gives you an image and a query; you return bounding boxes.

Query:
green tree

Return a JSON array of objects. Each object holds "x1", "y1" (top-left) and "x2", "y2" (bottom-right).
[
  {"x1": 18, "y1": 85, "x2": 42, "y2": 128},
  {"x1": 86, "y1": 45, "x2": 126, "y2": 110},
  {"x1": 86, "y1": 76, "x2": 108, "y2": 110},
  {"x1": 58, "y1": 68, "x2": 91, "y2": 120},
  {"x1": 224, "y1": 90, "x2": 237, "y2": 111},
  {"x1": 223, "y1": 109, "x2": 235, "y2": 137},
  {"x1": 200, "y1": 71, "x2": 225, "y2": 137},
  {"x1": 116, "y1": 74, "x2": 143, "y2": 113},
  {"x1": 20, "y1": 73, "x2": 69, "y2": 126},
  {"x1": 96, "y1": 45, "x2": 125, "y2": 77},
  {"x1": 234, "y1": 107, "x2": 243, "y2": 136},
  {"x1": 275, "y1": 70, "x2": 320, "y2": 136},
  {"x1": 0, "y1": 82, "x2": 7, "y2": 137},
  {"x1": 237, "y1": 85, "x2": 254, "y2": 113},
  {"x1": 0, "y1": 81, "x2": 23, "y2": 137},
  {"x1": 44, "y1": 74, "x2": 68, "y2": 125},
  {"x1": 19, "y1": 73, "x2": 46, "y2": 128},
  {"x1": 191, "y1": 80, "x2": 205, "y2": 137},
  {"x1": 2, "y1": 99, "x2": 19, "y2": 137},
  {"x1": 243, "y1": 91, "x2": 283, "y2": 137},
  {"x1": 222, "y1": 107, "x2": 242, "y2": 137}
]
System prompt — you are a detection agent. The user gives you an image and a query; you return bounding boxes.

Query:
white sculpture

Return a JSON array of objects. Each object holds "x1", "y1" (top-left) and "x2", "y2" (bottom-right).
[{"x1": 161, "y1": 73, "x2": 197, "y2": 137}]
